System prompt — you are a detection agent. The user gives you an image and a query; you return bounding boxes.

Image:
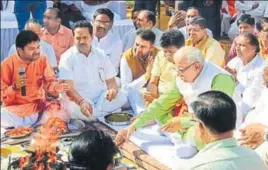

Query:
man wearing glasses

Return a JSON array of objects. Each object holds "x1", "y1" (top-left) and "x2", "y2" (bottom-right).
[
  {"x1": 185, "y1": 16, "x2": 225, "y2": 67},
  {"x1": 116, "y1": 46, "x2": 235, "y2": 158},
  {"x1": 92, "y1": 8, "x2": 122, "y2": 77}
]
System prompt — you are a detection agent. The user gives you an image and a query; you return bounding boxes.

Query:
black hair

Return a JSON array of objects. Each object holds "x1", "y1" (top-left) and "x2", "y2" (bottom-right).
[
  {"x1": 132, "y1": 8, "x2": 142, "y2": 19},
  {"x1": 15, "y1": 30, "x2": 40, "y2": 50},
  {"x1": 69, "y1": 130, "x2": 119, "y2": 170},
  {"x1": 46, "y1": 7, "x2": 62, "y2": 20},
  {"x1": 136, "y1": 29, "x2": 156, "y2": 44},
  {"x1": 237, "y1": 14, "x2": 255, "y2": 26},
  {"x1": 188, "y1": 16, "x2": 207, "y2": 29},
  {"x1": 187, "y1": 7, "x2": 200, "y2": 14},
  {"x1": 93, "y1": 8, "x2": 114, "y2": 21},
  {"x1": 143, "y1": 10, "x2": 156, "y2": 26},
  {"x1": 190, "y1": 91, "x2": 237, "y2": 134},
  {"x1": 25, "y1": 19, "x2": 40, "y2": 29},
  {"x1": 160, "y1": 29, "x2": 185, "y2": 48},
  {"x1": 73, "y1": 20, "x2": 93, "y2": 36},
  {"x1": 241, "y1": 32, "x2": 260, "y2": 53},
  {"x1": 256, "y1": 17, "x2": 268, "y2": 32}
]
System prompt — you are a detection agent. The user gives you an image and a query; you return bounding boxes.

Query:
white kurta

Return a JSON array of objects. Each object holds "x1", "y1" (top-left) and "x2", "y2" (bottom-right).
[
  {"x1": 122, "y1": 27, "x2": 163, "y2": 52},
  {"x1": 120, "y1": 57, "x2": 148, "y2": 91},
  {"x1": 178, "y1": 26, "x2": 213, "y2": 40},
  {"x1": 92, "y1": 31, "x2": 122, "y2": 75},
  {"x1": 8, "y1": 40, "x2": 57, "y2": 67},
  {"x1": 227, "y1": 54, "x2": 264, "y2": 117},
  {"x1": 58, "y1": 46, "x2": 127, "y2": 120}
]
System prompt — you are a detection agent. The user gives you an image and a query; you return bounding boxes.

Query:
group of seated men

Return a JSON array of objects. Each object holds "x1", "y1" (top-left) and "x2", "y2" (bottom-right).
[{"x1": 1, "y1": 6, "x2": 268, "y2": 169}]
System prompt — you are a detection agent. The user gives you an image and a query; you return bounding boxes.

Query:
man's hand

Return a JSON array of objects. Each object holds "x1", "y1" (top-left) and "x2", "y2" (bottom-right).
[
  {"x1": 224, "y1": 66, "x2": 237, "y2": 82},
  {"x1": 115, "y1": 126, "x2": 136, "y2": 146},
  {"x1": 168, "y1": 10, "x2": 186, "y2": 29},
  {"x1": 79, "y1": 100, "x2": 92, "y2": 117},
  {"x1": 238, "y1": 123, "x2": 265, "y2": 149},
  {"x1": 145, "y1": 56, "x2": 154, "y2": 80},
  {"x1": 13, "y1": 77, "x2": 26, "y2": 90},
  {"x1": 54, "y1": 83, "x2": 69, "y2": 93},
  {"x1": 160, "y1": 117, "x2": 185, "y2": 133},
  {"x1": 106, "y1": 89, "x2": 118, "y2": 102},
  {"x1": 143, "y1": 91, "x2": 159, "y2": 105}
]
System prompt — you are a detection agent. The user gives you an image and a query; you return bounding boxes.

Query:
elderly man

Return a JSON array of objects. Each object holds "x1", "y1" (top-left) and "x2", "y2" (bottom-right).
[
  {"x1": 41, "y1": 7, "x2": 74, "y2": 64},
  {"x1": 183, "y1": 91, "x2": 266, "y2": 170},
  {"x1": 127, "y1": 30, "x2": 184, "y2": 115},
  {"x1": 8, "y1": 19, "x2": 57, "y2": 69},
  {"x1": 168, "y1": 7, "x2": 213, "y2": 40},
  {"x1": 116, "y1": 47, "x2": 235, "y2": 156},
  {"x1": 1, "y1": 30, "x2": 69, "y2": 128},
  {"x1": 185, "y1": 16, "x2": 225, "y2": 67},
  {"x1": 227, "y1": 14, "x2": 255, "y2": 62},
  {"x1": 120, "y1": 29, "x2": 159, "y2": 91},
  {"x1": 122, "y1": 10, "x2": 163, "y2": 51},
  {"x1": 226, "y1": 32, "x2": 264, "y2": 124},
  {"x1": 59, "y1": 21, "x2": 127, "y2": 121},
  {"x1": 92, "y1": 8, "x2": 122, "y2": 75}
]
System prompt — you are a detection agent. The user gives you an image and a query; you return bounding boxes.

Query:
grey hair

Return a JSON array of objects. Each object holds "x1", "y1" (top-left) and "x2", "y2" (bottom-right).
[
  {"x1": 178, "y1": 46, "x2": 204, "y2": 65},
  {"x1": 24, "y1": 19, "x2": 41, "y2": 30}
]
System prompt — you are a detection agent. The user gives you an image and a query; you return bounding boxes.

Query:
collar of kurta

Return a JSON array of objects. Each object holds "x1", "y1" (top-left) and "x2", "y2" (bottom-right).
[
  {"x1": 199, "y1": 137, "x2": 237, "y2": 153},
  {"x1": 240, "y1": 54, "x2": 262, "y2": 71},
  {"x1": 43, "y1": 25, "x2": 65, "y2": 35},
  {"x1": 73, "y1": 46, "x2": 96, "y2": 58}
]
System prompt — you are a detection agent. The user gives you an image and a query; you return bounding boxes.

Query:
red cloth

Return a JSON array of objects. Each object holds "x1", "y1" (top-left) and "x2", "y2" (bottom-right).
[{"x1": 172, "y1": 100, "x2": 188, "y2": 117}]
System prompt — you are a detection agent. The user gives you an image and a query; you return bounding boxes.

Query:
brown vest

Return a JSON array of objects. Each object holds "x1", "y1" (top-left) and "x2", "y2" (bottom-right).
[
  {"x1": 123, "y1": 47, "x2": 159, "y2": 80},
  {"x1": 82, "y1": 0, "x2": 109, "y2": 6}
]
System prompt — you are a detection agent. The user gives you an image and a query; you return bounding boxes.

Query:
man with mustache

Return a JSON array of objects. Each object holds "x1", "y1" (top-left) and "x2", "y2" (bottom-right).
[
  {"x1": 185, "y1": 16, "x2": 225, "y2": 67},
  {"x1": 116, "y1": 47, "x2": 235, "y2": 158},
  {"x1": 122, "y1": 10, "x2": 163, "y2": 52},
  {"x1": 92, "y1": 8, "x2": 122, "y2": 76},
  {"x1": 1, "y1": 30, "x2": 69, "y2": 127},
  {"x1": 59, "y1": 20, "x2": 127, "y2": 121},
  {"x1": 41, "y1": 7, "x2": 73, "y2": 65}
]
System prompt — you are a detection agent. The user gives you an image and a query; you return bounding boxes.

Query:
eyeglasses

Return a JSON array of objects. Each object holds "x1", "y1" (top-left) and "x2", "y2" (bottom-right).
[{"x1": 174, "y1": 62, "x2": 196, "y2": 75}]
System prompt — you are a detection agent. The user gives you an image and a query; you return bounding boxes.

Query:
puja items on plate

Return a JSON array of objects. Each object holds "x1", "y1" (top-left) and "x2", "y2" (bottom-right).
[
  {"x1": 39, "y1": 117, "x2": 68, "y2": 135},
  {"x1": 5, "y1": 126, "x2": 34, "y2": 139}
]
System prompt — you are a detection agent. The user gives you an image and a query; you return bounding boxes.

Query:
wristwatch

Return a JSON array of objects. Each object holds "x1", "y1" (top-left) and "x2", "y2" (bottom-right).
[{"x1": 264, "y1": 128, "x2": 268, "y2": 142}]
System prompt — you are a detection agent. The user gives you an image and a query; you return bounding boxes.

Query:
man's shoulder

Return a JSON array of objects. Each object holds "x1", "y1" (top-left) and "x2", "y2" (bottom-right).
[{"x1": 1, "y1": 54, "x2": 16, "y2": 67}]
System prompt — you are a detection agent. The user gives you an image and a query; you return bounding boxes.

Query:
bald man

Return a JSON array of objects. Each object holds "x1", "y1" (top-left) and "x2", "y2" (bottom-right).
[{"x1": 116, "y1": 46, "x2": 236, "y2": 158}]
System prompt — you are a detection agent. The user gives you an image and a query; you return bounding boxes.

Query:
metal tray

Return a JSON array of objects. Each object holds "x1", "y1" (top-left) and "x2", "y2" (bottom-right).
[{"x1": 104, "y1": 112, "x2": 134, "y2": 126}]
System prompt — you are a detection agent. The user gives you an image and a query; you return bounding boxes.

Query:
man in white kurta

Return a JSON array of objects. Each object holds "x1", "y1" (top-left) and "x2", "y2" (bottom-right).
[
  {"x1": 8, "y1": 19, "x2": 57, "y2": 68},
  {"x1": 228, "y1": 1, "x2": 267, "y2": 40},
  {"x1": 122, "y1": 10, "x2": 163, "y2": 51},
  {"x1": 226, "y1": 33, "x2": 264, "y2": 126},
  {"x1": 58, "y1": 21, "x2": 127, "y2": 121},
  {"x1": 92, "y1": 8, "x2": 122, "y2": 75}
]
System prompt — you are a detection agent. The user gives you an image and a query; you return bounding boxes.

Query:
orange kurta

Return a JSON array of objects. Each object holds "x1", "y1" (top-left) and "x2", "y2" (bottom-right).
[
  {"x1": 41, "y1": 25, "x2": 73, "y2": 64},
  {"x1": 1, "y1": 53, "x2": 58, "y2": 117}
]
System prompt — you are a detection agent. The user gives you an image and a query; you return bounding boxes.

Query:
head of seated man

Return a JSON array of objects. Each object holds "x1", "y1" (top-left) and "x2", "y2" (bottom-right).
[
  {"x1": 237, "y1": 14, "x2": 255, "y2": 36},
  {"x1": 235, "y1": 32, "x2": 260, "y2": 65},
  {"x1": 136, "y1": 10, "x2": 156, "y2": 30},
  {"x1": 43, "y1": 7, "x2": 62, "y2": 34},
  {"x1": 185, "y1": 7, "x2": 200, "y2": 27},
  {"x1": 132, "y1": 8, "x2": 142, "y2": 30},
  {"x1": 187, "y1": 17, "x2": 208, "y2": 45},
  {"x1": 69, "y1": 129, "x2": 119, "y2": 170},
  {"x1": 134, "y1": 29, "x2": 156, "y2": 60},
  {"x1": 160, "y1": 29, "x2": 185, "y2": 63},
  {"x1": 173, "y1": 46, "x2": 204, "y2": 83},
  {"x1": 93, "y1": 8, "x2": 114, "y2": 39}
]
